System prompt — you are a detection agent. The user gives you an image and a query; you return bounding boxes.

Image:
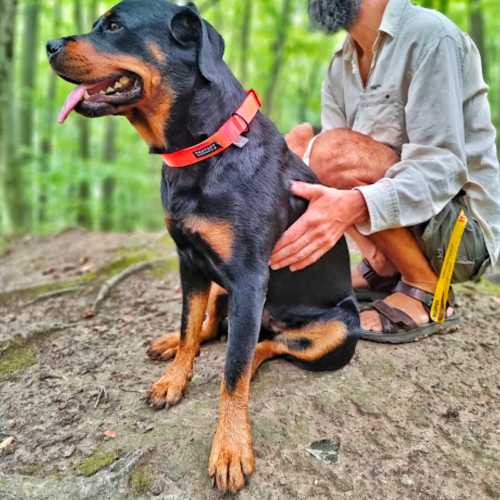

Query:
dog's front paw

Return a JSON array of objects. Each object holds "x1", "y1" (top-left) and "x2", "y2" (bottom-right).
[
  {"x1": 208, "y1": 425, "x2": 255, "y2": 493},
  {"x1": 147, "y1": 334, "x2": 181, "y2": 361},
  {"x1": 147, "y1": 366, "x2": 191, "y2": 408}
]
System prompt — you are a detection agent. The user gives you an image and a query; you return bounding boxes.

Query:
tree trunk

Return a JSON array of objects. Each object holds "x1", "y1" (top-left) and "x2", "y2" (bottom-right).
[
  {"x1": 263, "y1": 0, "x2": 293, "y2": 119},
  {"x1": 91, "y1": 0, "x2": 100, "y2": 22},
  {"x1": 298, "y1": 59, "x2": 322, "y2": 124},
  {"x1": 39, "y1": 3, "x2": 62, "y2": 225},
  {"x1": 438, "y1": 0, "x2": 449, "y2": 14},
  {"x1": 469, "y1": 0, "x2": 488, "y2": 81},
  {"x1": 0, "y1": 0, "x2": 17, "y2": 235},
  {"x1": 239, "y1": 0, "x2": 252, "y2": 88},
  {"x1": 100, "y1": 118, "x2": 118, "y2": 231},
  {"x1": 9, "y1": 0, "x2": 40, "y2": 232},
  {"x1": 74, "y1": 0, "x2": 92, "y2": 229}
]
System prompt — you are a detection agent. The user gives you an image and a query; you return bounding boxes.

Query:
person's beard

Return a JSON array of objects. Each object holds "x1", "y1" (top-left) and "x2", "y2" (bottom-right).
[{"x1": 308, "y1": 0, "x2": 362, "y2": 34}]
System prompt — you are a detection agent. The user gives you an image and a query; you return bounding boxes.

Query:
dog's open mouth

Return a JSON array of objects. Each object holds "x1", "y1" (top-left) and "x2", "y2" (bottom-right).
[{"x1": 58, "y1": 73, "x2": 143, "y2": 124}]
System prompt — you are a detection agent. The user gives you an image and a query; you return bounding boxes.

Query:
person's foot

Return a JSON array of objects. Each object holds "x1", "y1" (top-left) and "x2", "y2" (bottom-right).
[
  {"x1": 352, "y1": 257, "x2": 399, "y2": 289},
  {"x1": 361, "y1": 281, "x2": 454, "y2": 332}
]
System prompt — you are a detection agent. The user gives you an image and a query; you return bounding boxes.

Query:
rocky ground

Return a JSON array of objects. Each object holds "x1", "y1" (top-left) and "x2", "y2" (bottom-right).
[{"x1": 0, "y1": 228, "x2": 499, "y2": 500}]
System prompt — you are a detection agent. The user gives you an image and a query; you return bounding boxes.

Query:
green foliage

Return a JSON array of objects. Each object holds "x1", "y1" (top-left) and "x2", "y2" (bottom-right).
[{"x1": 1, "y1": 0, "x2": 499, "y2": 235}]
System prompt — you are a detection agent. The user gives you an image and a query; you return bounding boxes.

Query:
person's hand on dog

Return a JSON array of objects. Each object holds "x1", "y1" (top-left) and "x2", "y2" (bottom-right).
[{"x1": 270, "y1": 182, "x2": 369, "y2": 271}]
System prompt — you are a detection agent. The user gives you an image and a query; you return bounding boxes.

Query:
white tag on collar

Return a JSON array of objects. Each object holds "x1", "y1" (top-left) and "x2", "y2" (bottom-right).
[{"x1": 233, "y1": 135, "x2": 249, "y2": 148}]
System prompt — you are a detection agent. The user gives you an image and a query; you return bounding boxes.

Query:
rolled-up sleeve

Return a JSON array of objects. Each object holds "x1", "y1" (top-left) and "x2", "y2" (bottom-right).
[
  {"x1": 356, "y1": 34, "x2": 470, "y2": 235},
  {"x1": 303, "y1": 74, "x2": 347, "y2": 165}
]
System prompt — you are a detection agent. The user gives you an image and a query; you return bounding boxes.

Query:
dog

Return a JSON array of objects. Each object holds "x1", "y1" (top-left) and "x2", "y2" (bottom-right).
[{"x1": 46, "y1": 0, "x2": 360, "y2": 493}]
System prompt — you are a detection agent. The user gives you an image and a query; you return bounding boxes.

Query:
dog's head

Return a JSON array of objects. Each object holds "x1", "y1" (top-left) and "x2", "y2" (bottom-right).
[{"x1": 46, "y1": 0, "x2": 225, "y2": 148}]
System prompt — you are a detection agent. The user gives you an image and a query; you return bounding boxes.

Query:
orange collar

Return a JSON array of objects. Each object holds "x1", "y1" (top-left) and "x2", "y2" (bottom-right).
[{"x1": 161, "y1": 90, "x2": 261, "y2": 168}]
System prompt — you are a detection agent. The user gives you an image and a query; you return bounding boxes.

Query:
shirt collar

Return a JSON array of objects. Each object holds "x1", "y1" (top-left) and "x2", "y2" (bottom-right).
[
  {"x1": 379, "y1": 0, "x2": 410, "y2": 37},
  {"x1": 337, "y1": 0, "x2": 409, "y2": 61},
  {"x1": 338, "y1": 37, "x2": 355, "y2": 61}
]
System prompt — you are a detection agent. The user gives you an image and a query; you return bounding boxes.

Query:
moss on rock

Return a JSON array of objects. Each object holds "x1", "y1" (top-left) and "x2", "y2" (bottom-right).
[
  {"x1": 129, "y1": 464, "x2": 152, "y2": 497},
  {"x1": 0, "y1": 340, "x2": 38, "y2": 378},
  {"x1": 74, "y1": 448, "x2": 120, "y2": 477}
]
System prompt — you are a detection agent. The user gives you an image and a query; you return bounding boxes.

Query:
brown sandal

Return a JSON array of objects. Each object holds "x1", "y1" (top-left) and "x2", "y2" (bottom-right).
[
  {"x1": 355, "y1": 258, "x2": 401, "y2": 302},
  {"x1": 360, "y1": 281, "x2": 459, "y2": 344}
]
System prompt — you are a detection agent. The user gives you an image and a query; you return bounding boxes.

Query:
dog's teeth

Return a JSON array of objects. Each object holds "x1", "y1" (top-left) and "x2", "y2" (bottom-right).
[
  {"x1": 83, "y1": 91, "x2": 90, "y2": 100},
  {"x1": 119, "y1": 76, "x2": 130, "y2": 85},
  {"x1": 106, "y1": 87, "x2": 115, "y2": 93},
  {"x1": 99, "y1": 90, "x2": 106, "y2": 95},
  {"x1": 114, "y1": 81, "x2": 123, "y2": 89}
]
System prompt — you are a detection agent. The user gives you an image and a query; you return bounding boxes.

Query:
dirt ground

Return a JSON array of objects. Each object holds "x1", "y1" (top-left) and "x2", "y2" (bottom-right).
[{"x1": 0, "y1": 229, "x2": 499, "y2": 500}]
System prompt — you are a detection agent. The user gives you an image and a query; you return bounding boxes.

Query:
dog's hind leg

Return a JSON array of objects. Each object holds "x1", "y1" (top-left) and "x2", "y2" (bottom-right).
[
  {"x1": 147, "y1": 261, "x2": 210, "y2": 408},
  {"x1": 251, "y1": 319, "x2": 348, "y2": 377},
  {"x1": 147, "y1": 283, "x2": 228, "y2": 361},
  {"x1": 252, "y1": 300, "x2": 360, "y2": 377}
]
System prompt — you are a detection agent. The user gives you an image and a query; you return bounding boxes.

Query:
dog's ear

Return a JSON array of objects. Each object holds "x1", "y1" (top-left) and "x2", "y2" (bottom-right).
[
  {"x1": 170, "y1": 5, "x2": 225, "y2": 83},
  {"x1": 186, "y1": 2, "x2": 199, "y2": 14}
]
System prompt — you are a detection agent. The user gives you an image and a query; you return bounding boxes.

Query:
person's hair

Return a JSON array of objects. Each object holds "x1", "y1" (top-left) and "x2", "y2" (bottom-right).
[{"x1": 308, "y1": 0, "x2": 362, "y2": 34}]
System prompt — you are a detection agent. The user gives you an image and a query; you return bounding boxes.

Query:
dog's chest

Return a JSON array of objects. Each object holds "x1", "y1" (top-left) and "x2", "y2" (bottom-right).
[
  {"x1": 166, "y1": 212, "x2": 234, "y2": 264},
  {"x1": 161, "y1": 174, "x2": 237, "y2": 264}
]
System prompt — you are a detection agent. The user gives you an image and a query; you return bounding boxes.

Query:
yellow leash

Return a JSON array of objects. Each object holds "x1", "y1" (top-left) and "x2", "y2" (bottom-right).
[{"x1": 430, "y1": 209, "x2": 468, "y2": 324}]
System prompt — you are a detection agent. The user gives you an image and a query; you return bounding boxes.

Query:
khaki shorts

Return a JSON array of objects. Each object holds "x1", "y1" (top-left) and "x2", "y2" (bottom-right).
[{"x1": 410, "y1": 197, "x2": 491, "y2": 284}]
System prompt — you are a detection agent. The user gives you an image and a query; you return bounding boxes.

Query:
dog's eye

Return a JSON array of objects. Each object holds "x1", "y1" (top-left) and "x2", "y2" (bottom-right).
[{"x1": 108, "y1": 21, "x2": 121, "y2": 32}]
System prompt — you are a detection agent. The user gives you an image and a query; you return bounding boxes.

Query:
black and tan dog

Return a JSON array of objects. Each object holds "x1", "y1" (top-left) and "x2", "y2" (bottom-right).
[{"x1": 47, "y1": 0, "x2": 360, "y2": 493}]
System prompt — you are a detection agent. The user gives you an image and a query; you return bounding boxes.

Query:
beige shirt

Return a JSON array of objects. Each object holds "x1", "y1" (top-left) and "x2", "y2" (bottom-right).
[{"x1": 304, "y1": 0, "x2": 500, "y2": 265}]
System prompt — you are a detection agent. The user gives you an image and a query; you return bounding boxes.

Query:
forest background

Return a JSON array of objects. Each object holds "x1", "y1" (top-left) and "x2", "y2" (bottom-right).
[{"x1": 0, "y1": 0, "x2": 497, "y2": 237}]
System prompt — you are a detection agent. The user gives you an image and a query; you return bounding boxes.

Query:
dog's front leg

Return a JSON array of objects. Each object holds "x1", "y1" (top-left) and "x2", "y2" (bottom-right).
[
  {"x1": 147, "y1": 259, "x2": 210, "y2": 408},
  {"x1": 209, "y1": 275, "x2": 267, "y2": 493}
]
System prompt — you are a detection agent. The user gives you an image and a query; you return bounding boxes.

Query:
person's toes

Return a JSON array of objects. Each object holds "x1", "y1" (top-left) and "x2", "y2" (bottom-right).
[
  {"x1": 368, "y1": 316, "x2": 383, "y2": 332},
  {"x1": 360, "y1": 310, "x2": 382, "y2": 332}
]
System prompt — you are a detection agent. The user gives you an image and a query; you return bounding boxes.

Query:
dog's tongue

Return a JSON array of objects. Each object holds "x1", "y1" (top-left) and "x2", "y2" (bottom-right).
[{"x1": 58, "y1": 84, "x2": 91, "y2": 124}]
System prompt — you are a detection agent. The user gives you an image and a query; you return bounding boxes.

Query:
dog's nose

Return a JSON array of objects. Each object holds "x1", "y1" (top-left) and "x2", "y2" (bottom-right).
[{"x1": 46, "y1": 39, "x2": 66, "y2": 58}]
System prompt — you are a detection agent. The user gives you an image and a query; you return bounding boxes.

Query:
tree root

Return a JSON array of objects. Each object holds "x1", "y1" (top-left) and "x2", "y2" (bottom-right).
[
  {"x1": 92, "y1": 258, "x2": 167, "y2": 312},
  {"x1": 24, "y1": 286, "x2": 82, "y2": 306},
  {"x1": 17, "y1": 321, "x2": 74, "y2": 342}
]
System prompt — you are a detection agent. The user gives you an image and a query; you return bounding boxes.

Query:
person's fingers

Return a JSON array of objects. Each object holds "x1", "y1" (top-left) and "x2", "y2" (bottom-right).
[
  {"x1": 289, "y1": 246, "x2": 330, "y2": 272},
  {"x1": 271, "y1": 239, "x2": 324, "y2": 271},
  {"x1": 290, "y1": 226, "x2": 347, "y2": 271},
  {"x1": 290, "y1": 181, "x2": 324, "y2": 201},
  {"x1": 270, "y1": 231, "x2": 311, "y2": 269},
  {"x1": 271, "y1": 214, "x2": 311, "y2": 257}
]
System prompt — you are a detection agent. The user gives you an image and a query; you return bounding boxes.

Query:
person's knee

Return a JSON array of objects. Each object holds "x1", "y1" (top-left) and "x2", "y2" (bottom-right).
[
  {"x1": 285, "y1": 123, "x2": 315, "y2": 159},
  {"x1": 310, "y1": 129, "x2": 400, "y2": 189},
  {"x1": 310, "y1": 129, "x2": 359, "y2": 188}
]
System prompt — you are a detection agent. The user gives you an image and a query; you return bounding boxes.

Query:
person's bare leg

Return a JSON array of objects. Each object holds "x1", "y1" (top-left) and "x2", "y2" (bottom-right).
[
  {"x1": 360, "y1": 227, "x2": 452, "y2": 331},
  {"x1": 347, "y1": 227, "x2": 399, "y2": 289},
  {"x1": 308, "y1": 129, "x2": 452, "y2": 331}
]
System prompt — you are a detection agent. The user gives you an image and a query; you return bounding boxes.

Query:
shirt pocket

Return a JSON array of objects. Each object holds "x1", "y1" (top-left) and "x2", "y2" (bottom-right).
[{"x1": 352, "y1": 89, "x2": 405, "y2": 152}]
